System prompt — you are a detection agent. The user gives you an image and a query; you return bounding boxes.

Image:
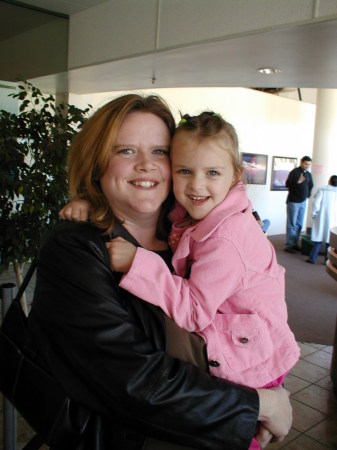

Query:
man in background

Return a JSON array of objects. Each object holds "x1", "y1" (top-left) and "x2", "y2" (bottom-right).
[{"x1": 285, "y1": 156, "x2": 314, "y2": 253}]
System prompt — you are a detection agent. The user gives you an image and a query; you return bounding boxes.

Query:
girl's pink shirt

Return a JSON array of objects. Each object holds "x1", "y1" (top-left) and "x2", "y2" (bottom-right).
[{"x1": 119, "y1": 182, "x2": 300, "y2": 388}]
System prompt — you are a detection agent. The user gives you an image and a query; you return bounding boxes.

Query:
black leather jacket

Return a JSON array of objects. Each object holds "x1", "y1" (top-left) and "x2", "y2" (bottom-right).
[{"x1": 28, "y1": 221, "x2": 259, "y2": 449}]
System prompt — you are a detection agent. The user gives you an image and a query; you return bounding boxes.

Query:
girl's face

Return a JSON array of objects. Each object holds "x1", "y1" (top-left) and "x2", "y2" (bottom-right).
[
  {"x1": 100, "y1": 112, "x2": 171, "y2": 222},
  {"x1": 171, "y1": 133, "x2": 236, "y2": 221}
]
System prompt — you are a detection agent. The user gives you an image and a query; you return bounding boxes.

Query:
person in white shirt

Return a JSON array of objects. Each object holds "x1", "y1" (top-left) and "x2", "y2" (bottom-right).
[{"x1": 307, "y1": 175, "x2": 337, "y2": 264}]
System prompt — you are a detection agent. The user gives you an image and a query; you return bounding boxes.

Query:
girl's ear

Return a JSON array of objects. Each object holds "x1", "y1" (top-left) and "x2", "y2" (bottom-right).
[{"x1": 231, "y1": 168, "x2": 243, "y2": 187}]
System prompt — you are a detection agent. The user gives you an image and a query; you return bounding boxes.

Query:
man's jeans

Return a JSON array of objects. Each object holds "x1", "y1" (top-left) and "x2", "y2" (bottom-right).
[
  {"x1": 261, "y1": 219, "x2": 270, "y2": 234},
  {"x1": 286, "y1": 200, "x2": 306, "y2": 248}
]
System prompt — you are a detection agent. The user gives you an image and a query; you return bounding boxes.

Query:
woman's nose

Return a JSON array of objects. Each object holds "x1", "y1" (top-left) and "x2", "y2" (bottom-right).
[{"x1": 135, "y1": 154, "x2": 155, "y2": 171}]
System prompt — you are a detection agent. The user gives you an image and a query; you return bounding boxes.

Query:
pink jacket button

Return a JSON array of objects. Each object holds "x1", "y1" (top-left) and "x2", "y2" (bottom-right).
[{"x1": 209, "y1": 360, "x2": 220, "y2": 367}]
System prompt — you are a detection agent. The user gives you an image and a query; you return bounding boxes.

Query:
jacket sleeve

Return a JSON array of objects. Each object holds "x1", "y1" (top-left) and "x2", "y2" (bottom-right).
[
  {"x1": 120, "y1": 237, "x2": 244, "y2": 332},
  {"x1": 28, "y1": 222, "x2": 258, "y2": 450}
]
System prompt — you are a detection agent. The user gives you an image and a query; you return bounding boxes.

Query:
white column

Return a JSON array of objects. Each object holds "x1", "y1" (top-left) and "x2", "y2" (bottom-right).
[
  {"x1": 312, "y1": 89, "x2": 337, "y2": 189},
  {"x1": 307, "y1": 89, "x2": 337, "y2": 230},
  {"x1": 55, "y1": 93, "x2": 69, "y2": 118}
]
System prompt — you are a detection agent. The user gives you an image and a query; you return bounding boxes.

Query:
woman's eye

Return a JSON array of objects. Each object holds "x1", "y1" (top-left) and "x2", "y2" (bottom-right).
[
  {"x1": 179, "y1": 169, "x2": 191, "y2": 175},
  {"x1": 153, "y1": 149, "x2": 169, "y2": 156},
  {"x1": 119, "y1": 148, "x2": 134, "y2": 155}
]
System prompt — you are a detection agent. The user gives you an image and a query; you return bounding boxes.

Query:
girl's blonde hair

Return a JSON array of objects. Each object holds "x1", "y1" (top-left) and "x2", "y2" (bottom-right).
[
  {"x1": 174, "y1": 112, "x2": 242, "y2": 184},
  {"x1": 68, "y1": 94, "x2": 175, "y2": 234}
]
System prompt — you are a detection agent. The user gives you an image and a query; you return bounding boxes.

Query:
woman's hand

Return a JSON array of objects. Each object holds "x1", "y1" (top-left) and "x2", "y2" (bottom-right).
[
  {"x1": 59, "y1": 199, "x2": 90, "y2": 222},
  {"x1": 254, "y1": 424, "x2": 273, "y2": 449},
  {"x1": 106, "y1": 238, "x2": 137, "y2": 273},
  {"x1": 257, "y1": 386, "x2": 292, "y2": 443}
]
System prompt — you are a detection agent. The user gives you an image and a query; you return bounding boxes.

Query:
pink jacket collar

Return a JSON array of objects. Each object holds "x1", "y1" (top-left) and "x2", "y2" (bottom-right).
[{"x1": 169, "y1": 182, "x2": 251, "y2": 242}]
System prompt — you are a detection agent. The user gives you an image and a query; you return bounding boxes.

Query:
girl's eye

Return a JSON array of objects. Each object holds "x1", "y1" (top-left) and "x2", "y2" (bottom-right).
[
  {"x1": 208, "y1": 170, "x2": 220, "y2": 176},
  {"x1": 179, "y1": 169, "x2": 191, "y2": 175}
]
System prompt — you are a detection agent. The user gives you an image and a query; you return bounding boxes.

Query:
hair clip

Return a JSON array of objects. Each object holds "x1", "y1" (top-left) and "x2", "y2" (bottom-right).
[
  {"x1": 178, "y1": 118, "x2": 187, "y2": 126},
  {"x1": 213, "y1": 113, "x2": 222, "y2": 118}
]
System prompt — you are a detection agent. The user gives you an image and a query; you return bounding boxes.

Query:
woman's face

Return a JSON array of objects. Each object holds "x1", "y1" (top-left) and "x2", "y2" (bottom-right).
[{"x1": 100, "y1": 112, "x2": 171, "y2": 222}]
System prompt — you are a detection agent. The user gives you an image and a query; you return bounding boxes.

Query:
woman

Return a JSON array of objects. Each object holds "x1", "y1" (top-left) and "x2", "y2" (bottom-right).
[{"x1": 28, "y1": 94, "x2": 292, "y2": 449}]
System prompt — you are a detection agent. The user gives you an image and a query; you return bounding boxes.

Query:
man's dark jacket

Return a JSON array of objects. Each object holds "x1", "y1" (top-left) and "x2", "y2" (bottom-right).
[
  {"x1": 286, "y1": 167, "x2": 313, "y2": 203},
  {"x1": 28, "y1": 221, "x2": 258, "y2": 450}
]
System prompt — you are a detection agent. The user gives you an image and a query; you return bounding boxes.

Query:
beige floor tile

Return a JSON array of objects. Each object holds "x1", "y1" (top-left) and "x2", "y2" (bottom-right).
[
  {"x1": 291, "y1": 398, "x2": 327, "y2": 432},
  {"x1": 302, "y1": 343, "x2": 327, "y2": 350},
  {"x1": 292, "y1": 385, "x2": 337, "y2": 415},
  {"x1": 303, "y1": 350, "x2": 333, "y2": 370},
  {"x1": 306, "y1": 416, "x2": 337, "y2": 449},
  {"x1": 281, "y1": 433, "x2": 330, "y2": 449},
  {"x1": 285, "y1": 374, "x2": 310, "y2": 394},
  {"x1": 290, "y1": 359, "x2": 329, "y2": 383},
  {"x1": 322, "y1": 346, "x2": 334, "y2": 355},
  {"x1": 297, "y1": 342, "x2": 322, "y2": 358},
  {"x1": 315, "y1": 375, "x2": 335, "y2": 393}
]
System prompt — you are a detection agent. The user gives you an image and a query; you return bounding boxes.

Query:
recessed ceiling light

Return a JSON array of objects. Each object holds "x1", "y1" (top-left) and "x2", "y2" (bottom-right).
[{"x1": 258, "y1": 67, "x2": 282, "y2": 75}]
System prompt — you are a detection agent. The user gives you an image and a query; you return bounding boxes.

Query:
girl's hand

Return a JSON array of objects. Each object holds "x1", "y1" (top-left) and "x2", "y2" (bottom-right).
[
  {"x1": 59, "y1": 199, "x2": 90, "y2": 222},
  {"x1": 106, "y1": 238, "x2": 137, "y2": 273}
]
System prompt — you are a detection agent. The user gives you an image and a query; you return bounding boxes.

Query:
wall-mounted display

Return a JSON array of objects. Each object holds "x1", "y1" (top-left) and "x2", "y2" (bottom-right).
[
  {"x1": 270, "y1": 156, "x2": 297, "y2": 191},
  {"x1": 241, "y1": 152, "x2": 268, "y2": 185}
]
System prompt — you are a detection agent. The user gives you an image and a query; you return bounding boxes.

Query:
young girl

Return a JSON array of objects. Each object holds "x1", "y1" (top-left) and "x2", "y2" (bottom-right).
[{"x1": 62, "y1": 112, "x2": 299, "y2": 449}]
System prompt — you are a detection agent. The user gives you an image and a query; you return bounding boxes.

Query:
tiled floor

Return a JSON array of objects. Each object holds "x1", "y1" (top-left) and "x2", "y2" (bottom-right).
[
  {"x1": 1, "y1": 266, "x2": 337, "y2": 449},
  {"x1": 269, "y1": 341, "x2": 337, "y2": 449}
]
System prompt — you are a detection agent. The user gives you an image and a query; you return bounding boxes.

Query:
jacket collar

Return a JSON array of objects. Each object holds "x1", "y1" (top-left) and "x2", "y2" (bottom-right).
[
  {"x1": 189, "y1": 182, "x2": 250, "y2": 242},
  {"x1": 108, "y1": 221, "x2": 140, "y2": 247}
]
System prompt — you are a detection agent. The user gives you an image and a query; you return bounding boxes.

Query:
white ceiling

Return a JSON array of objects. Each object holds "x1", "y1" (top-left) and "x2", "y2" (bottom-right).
[{"x1": 2, "y1": 0, "x2": 337, "y2": 97}]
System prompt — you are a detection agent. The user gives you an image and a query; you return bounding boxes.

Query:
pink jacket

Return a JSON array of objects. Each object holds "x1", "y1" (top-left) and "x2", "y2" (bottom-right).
[{"x1": 120, "y1": 183, "x2": 300, "y2": 388}]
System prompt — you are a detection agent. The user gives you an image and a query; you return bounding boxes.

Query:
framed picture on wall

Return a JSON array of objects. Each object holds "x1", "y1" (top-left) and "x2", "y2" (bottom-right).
[
  {"x1": 270, "y1": 156, "x2": 297, "y2": 191},
  {"x1": 241, "y1": 152, "x2": 268, "y2": 185}
]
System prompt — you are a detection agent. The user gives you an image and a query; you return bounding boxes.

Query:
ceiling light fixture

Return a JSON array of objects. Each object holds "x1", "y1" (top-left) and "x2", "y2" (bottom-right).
[{"x1": 258, "y1": 67, "x2": 282, "y2": 75}]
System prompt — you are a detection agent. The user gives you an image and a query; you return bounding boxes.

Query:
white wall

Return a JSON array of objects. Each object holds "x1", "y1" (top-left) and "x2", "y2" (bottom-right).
[{"x1": 70, "y1": 87, "x2": 316, "y2": 236}]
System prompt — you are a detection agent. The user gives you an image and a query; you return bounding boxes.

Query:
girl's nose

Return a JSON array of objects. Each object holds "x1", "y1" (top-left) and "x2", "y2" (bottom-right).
[{"x1": 188, "y1": 174, "x2": 203, "y2": 190}]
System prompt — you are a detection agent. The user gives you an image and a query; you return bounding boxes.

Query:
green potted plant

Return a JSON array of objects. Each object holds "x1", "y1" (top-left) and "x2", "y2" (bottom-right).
[{"x1": 0, "y1": 81, "x2": 91, "y2": 312}]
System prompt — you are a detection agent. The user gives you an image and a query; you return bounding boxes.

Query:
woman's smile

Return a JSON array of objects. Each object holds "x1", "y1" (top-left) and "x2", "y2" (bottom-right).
[{"x1": 129, "y1": 178, "x2": 159, "y2": 189}]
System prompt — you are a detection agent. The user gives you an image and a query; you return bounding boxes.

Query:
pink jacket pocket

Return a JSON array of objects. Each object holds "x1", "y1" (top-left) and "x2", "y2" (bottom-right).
[{"x1": 214, "y1": 312, "x2": 274, "y2": 372}]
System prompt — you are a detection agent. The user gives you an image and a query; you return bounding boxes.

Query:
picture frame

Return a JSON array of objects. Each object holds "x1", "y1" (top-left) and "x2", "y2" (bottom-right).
[
  {"x1": 241, "y1": 153, "x2": 268, "y2": 185},
  {"x1": 270, "y1": 156, "x2": 297, "y2": 191}
]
